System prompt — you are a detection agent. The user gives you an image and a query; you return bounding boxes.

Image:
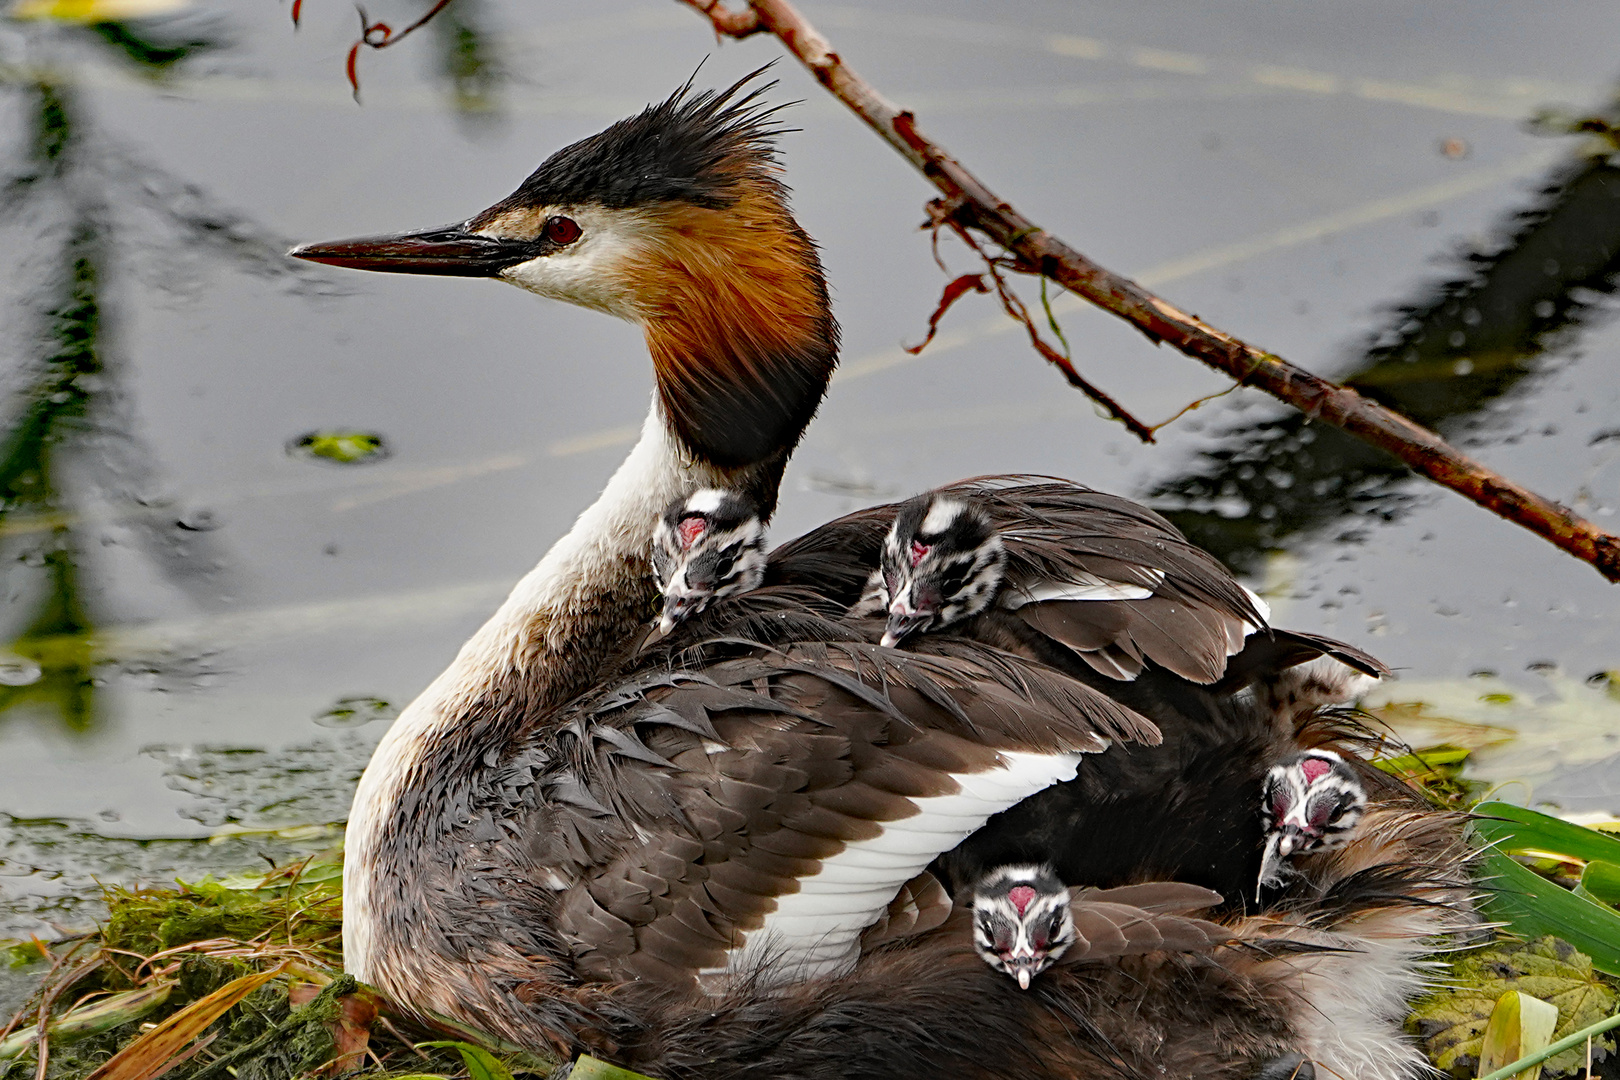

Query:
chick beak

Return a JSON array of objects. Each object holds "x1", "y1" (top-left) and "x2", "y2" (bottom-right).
[
  {"x1": 1009, "y1": 959, "x2": 1036, "y2": 990},
  {"x1": 289, "y1": 224, "x2": 532, "y2": 277},
  {"x1": 656, "y1": 596, "x2": 701, "y2": 638},
  {"x1": 1257, "y1": 831, "x2": 1293, "y2": 898},
  {"x1": 881, "y1": 612, "x2": 930, "y2": 648}
]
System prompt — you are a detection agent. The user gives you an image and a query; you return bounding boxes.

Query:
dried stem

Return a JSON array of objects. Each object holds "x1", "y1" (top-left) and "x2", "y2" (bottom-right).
[
  {"x1": 346, "y1": 0, "x2": 457, "y2": 99},
  {"x1": 914, "y1": 202, "x2": 1155, "y2": 441},
  {"x1": 685, "y1": 0, "x2": 1620, "y2": 581}
]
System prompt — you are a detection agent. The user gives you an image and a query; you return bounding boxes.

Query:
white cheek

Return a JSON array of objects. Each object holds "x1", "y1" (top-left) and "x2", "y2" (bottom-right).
[
  {"x1": 493, "y1": 209, "x2": 654, "y2": 320},
  {"x1": 501, "y1": 241, "x2": 638, "y2": 318}
]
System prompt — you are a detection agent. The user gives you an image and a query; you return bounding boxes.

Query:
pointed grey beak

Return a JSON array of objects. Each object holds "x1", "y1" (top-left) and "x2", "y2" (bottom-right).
[
  {"x1": 656, "y1": 596, "x2": 702, "y2": 638},
  {"x1": 1007, "y1": 958, "x2": 1038, "y2": 990},
  {"x1": 881, "y1": 612, "x2": 930, "y2": 648},
  {"x1": 1257, "y1": 831, "x2": 1292, "y2": 898},
  {"x1": 289, "y1": 224, "x2": 534, "y2": 277}
]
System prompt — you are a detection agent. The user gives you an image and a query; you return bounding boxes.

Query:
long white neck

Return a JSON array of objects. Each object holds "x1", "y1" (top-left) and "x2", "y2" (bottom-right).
[{"x1": 343, "y1": 399, "x2": 727, "y2": 979}]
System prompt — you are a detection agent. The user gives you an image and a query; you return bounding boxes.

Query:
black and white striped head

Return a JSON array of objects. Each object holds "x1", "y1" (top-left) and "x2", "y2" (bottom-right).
[
  {"x1": 970, "y1": 864, "x2": 1075, "y2": 990},
  {"x1": 1258, "y1": 749, "x2": 1367, "y2": 892},
  {"x1": 650, "y1": 489, "x2": 767, "y2": 634},
  {"x1": 877, "y1": 494, "x2": 1006, "y2": 648}
]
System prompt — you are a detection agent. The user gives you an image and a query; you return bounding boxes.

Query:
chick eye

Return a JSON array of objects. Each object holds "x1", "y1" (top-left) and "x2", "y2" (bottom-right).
[
  {"x1": 713, "y1": 553, "x2": 736, "y2": 578},
  {"x1": 543, "y1": 216, "x2": 582, "y2": 245},
  {"x1": 939, "y1": 565, "x2": 971, "y2": 595}
]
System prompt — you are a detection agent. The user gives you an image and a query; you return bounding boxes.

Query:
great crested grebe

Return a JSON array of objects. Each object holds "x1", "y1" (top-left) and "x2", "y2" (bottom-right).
[{"x1": 292, "y1": 73, "x2": 1473, "y2": 1080}]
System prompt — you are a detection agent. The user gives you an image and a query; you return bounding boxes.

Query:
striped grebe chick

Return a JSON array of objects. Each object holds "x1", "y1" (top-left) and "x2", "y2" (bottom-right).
[
  {"x1": 968, "y1": 865, "x2": 1234, "y2": 990},
  {"x1": 1258, "y1": 748, "x2": 1368, "y2": 894},
  {"x1": 650, "y1": 488, "x2": 767, "y2": 634}
]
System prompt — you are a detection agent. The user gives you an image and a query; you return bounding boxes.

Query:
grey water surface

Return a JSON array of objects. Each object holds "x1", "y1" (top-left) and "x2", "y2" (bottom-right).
[{"x1": 3, "y1": 0, "x2": 1620, "y2": 939}]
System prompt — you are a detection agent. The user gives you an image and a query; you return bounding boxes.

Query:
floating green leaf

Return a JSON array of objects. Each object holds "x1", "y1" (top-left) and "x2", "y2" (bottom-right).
[
  {"x1": 1374, "y1": 745, "x2": 1472, "y2": 775},
  {"x1": 314, "y1": 695, "x2": 395, "y2": 729},
  {"x1": 1409, "y1": 937, "x2": 1616, "y2": 1078},
  {"x1": 287, "y1": 430, "x2": 390, "y2": 466}
]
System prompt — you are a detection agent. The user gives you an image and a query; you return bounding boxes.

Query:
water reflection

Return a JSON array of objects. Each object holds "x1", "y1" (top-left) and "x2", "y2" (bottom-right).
[
  {"x1": 0, "y1": 11, "x2": 321, "y2": 733},
  {"x1": 430, "y1": 0, "x2": 507, "y2": 127},
  {"x1": 1151, "y1": 90, "x2": 1620, "y2": 574}
]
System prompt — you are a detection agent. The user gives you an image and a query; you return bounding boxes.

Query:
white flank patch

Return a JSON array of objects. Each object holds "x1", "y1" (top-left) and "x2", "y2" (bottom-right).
[
  {"x1": 1001, "y1": 574, "x2": 1156, "y2": 608},
  {"x1": 713, "y1": 750, "x2": 1086, "y2": 982}
]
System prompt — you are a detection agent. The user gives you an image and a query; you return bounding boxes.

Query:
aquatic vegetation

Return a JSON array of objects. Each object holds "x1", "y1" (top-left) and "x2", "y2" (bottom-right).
[{"x1": 1409, "y1": 937, "x2": 1616, "y2": 1078}]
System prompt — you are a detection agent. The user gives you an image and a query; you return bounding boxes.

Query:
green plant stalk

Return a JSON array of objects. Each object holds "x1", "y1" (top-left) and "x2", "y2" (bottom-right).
[
  {"x1": 1038, "y1": 277, "x2": 1072, "y2": 359},
  {"x1": 1476, "y1": 1012, "x2": 1620, "y2": 1080}
]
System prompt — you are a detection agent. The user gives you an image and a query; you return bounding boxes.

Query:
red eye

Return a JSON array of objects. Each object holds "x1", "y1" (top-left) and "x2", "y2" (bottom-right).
[
  {"x1": 909, "y1": 541, "x2": 931, "y2": 568},
  {"x1": 543, "y1": 216, "x2": 581, "y2": 245}
]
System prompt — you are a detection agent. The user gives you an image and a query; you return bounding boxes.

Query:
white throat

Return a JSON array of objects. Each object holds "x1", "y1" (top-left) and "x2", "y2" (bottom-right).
[{"x1": 343, "y1": 398, "x2": 726, "y2": 980}]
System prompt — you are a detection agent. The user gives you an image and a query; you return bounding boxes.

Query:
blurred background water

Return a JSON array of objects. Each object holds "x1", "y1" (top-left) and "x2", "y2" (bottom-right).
[{"x1": 2, "y1": 0, "x2": 1620, "y2": 941}]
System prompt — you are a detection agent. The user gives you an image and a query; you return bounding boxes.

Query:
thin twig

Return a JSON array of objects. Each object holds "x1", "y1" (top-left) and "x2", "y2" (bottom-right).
[
  {"x1": 347, "y1": 0, "x2": 457, "y2": 99},
  {"x1": 686, "y1": 0, "x2": 1620, "y2": 582},
  {"x1": 1148, "y1": 380, "x2": 1245, "y2": 435},
  {"x1": 31, "y1": 951, "x2": 100, "y2": 1080},
  {"x1": 921, "y1": 200, "x2": 1155, "y2": 441}
]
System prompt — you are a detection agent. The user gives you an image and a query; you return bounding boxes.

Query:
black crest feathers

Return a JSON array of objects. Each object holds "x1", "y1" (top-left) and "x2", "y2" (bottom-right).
[{"x1": 505, "y1": 66, "x2": 791, "y2": 211}]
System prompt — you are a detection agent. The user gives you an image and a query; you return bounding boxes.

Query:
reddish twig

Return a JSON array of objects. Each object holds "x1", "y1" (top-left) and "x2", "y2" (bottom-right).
[
  {"x1": 346, "y1": 0, "x2": 457, "y2": 100},
  {"x1": 909, "y1": 203, "x2": 1155, "y2": 441},
  {"x1": 906, "y1": 273, "x2": 987, "y2": 355},
  {"x1": 684, "y1": 0, "x2": 1620, "y2": 582}
]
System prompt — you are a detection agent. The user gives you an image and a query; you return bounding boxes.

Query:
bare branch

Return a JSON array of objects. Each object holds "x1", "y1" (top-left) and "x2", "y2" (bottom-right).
[{"x1": 685, "y1": 0, "x2": 1620, "y2": 582}]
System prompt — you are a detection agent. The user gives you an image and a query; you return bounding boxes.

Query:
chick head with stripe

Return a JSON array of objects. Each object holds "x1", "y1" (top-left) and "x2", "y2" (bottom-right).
[
  {"x1": 651, "y1": 488, "x2": 767, "y2": 635},
  {"x1": 879, "y1": 494, "x2": 1007, "y2": 647},
  {"x1": 970, "y1": 864, "x2": 1076, "y2": 990},
  {"x1": 1258, "y1": 749, "x2": 1367, "y2": 893}
]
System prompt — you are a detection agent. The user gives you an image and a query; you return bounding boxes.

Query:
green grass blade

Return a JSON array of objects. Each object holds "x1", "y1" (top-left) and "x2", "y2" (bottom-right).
[
  {"x1": 1477, "y1": 851, "x2": 1620, "y2": 976},
  {"x1": 416, "y1": 1041, "x2": 516, "y2": 1080},
  {"x1": 1577, "y1": 861, "x2": 1620, "y2": 908},
  {"x1": 1472, "y1": 803, "x2": 1620, "y2": 864},
  {"x1": 570, "y1": 1056, "x2": 662, "y2": 1080}
]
